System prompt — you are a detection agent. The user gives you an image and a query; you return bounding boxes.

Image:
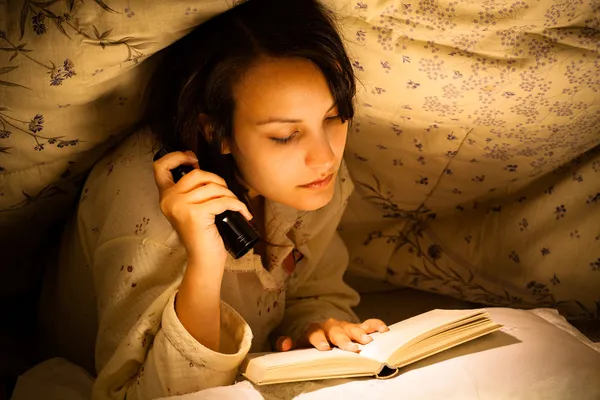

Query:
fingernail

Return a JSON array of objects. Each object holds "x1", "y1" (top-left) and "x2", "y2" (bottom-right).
[
  {"x1": 320, "y1": 341, "x2": 330, "y2": 350},
  {"x1": 378, "y1": 326, "x2": 388, "y2": 332},
  {"x1": 362, "y1": 335, "x2": 372, "y2": 343},
  {"x1": 348, "y1": 344, "x2": 359, "y2": 352}
]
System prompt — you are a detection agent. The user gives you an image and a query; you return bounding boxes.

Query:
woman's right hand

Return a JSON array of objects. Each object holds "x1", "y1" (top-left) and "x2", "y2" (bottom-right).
[{"x1": 152, "y1": 150, "x2": 253, "y2": 271}]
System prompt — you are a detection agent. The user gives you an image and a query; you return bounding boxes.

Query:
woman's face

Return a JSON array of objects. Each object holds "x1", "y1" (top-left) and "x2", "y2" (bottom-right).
[{"x1": 229, "y1": 57, "x2": 349, "y2": 211}]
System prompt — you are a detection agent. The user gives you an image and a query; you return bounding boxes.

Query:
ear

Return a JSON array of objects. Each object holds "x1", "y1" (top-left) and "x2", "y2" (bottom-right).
[
  {"x1": 221, "y1": 141, "x2": 231, "y2": 155},
  {"x1": 198, "y1": 113, "x2": 213, "y2": 143},
  {"x1": 198, "y1": 113, "x2": 231, "y2": 155}
]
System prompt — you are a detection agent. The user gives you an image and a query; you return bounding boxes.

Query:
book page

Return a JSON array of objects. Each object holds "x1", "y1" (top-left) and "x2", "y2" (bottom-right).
[
  {"x1": 245, "y1": 347, "x2": 364, "y2": 367},
  {"x1": 393, "y1": 323, "x2": 502, "y2": 368},
  {"x1": 357, "y1": 309, "x2": 488, "y2": 364},
  {"x1": 242, "y1": 347, "x2": 382, "y2": 385}
]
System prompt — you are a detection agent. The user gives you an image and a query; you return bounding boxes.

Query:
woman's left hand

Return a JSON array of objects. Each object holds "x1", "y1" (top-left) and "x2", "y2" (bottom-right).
[{"x1": 275, "y1": 318, "x2": 389, "y2": 353}]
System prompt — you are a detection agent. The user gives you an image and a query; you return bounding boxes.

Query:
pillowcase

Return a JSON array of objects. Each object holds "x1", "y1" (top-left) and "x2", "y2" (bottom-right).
[
  {"x1": 0, "y1": 0, "x2": 231, "y2": 294},
  {"x1": 330, "y1": 0, "x2": 600, "y2": 321}
]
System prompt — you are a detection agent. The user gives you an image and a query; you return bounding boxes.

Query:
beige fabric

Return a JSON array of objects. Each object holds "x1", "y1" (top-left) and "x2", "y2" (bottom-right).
[
  {"x1": 11, "y1": 357, "x2": 94, "y2": 400},
  {"x1": 42, "y1": 128, "x2": 359, "y2": 399},
  {"x1": 0, "y1": 0, "x2": 233, "y2": 294},
  {"x1": 18, "y1": 307, "x2": 600, "y2": 400},
  {"x1": 3, "y1": 0, "x2": 600, "y2": 382},
  {"x1": 329, "y1": 0, "x2": 600, "y2": 320},
  {"x1": 2, "y1": 0, "x2": 598, "y2": 320}
]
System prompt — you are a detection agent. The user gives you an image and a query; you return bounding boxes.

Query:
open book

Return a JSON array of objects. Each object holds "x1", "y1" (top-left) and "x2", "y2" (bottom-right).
[{"x1": 240, "y1": 309, "x2": 502, "y2": 385}]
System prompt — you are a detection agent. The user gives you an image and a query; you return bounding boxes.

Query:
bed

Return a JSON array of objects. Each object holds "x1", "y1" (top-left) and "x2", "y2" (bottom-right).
[{"x1": 2, "y1": 0, "x2": 600, "y2": 397}]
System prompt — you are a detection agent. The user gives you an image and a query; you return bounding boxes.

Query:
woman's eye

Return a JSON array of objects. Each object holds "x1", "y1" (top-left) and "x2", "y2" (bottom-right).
[
  {"x1": 325, "y1": 115, "x2": 342, "y2": 122},
  {"x1": 271, "y1": 131, "x2": 299, "y2": 144}
]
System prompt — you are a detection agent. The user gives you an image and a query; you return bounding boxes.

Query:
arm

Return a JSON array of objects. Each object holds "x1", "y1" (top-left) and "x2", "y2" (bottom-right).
[
  {"x1": 274, "y1": 229, "x2": 362, "y2": 344},
  {"x1": 78, "y1": 132, "x2": 254, "y2": 399},
  {"x1": 90, "y1": 237, "x2": 253, "y2": 400},
  {"x1": 272, "y1": 162, "x2": 388, "y2": 352},
  {"x1": 176, "y1": 256, "x2": 224, "y2": 353},
  {"x1": 271, "y1": 162, "x2": 370, "y2": 347},
  {"x1": 93, "y1": 239, "x2": 252, "y2": 399}
]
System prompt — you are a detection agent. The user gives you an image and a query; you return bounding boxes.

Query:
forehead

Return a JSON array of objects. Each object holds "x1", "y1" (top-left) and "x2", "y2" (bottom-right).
[{"x1": 232, "y1": 57, "x2": 334, "y2": 121}]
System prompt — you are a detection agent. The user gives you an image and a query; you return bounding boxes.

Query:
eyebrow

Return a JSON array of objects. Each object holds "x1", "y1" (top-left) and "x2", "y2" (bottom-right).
[{"x1": 255, "y1": 103, "x2": 337, "y2": 126}]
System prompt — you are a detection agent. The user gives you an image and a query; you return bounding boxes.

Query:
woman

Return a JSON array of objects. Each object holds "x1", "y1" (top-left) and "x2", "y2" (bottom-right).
[{"x1": 56, "y1": 0, "x2": 387, "y2": 398}]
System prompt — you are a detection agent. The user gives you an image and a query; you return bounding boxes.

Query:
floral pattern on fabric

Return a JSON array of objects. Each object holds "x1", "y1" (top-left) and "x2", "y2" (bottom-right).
[
  {"x1": 1, "y1": 0, "x2": 599, "y2": 337},
  {"x1": 333, "y1": 0, "x2": 600, "y2": 329},
  {"x1": 0, "y1": 0, "x2": 232, "y2": 295}
]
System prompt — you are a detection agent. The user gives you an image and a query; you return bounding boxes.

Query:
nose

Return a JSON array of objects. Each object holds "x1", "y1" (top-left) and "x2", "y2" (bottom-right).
[{"x1": 305, "y1": 131, "x2": 335, "y2": 173}]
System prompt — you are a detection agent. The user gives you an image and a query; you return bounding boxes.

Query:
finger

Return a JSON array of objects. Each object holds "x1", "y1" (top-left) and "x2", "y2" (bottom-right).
[
  {"x1": 181, "y1": 182, "x2": 237, "y2": 202},
  {"x1": 304, "y1": 327, "x2": 331, "y2": 351},
  {"x1": 327, "y1": 326, "x2": 359, "y2": 353},
  {"x1": 153, "y1": 151, "x2": 199, "y2": 191},
  {"x1": 344, "y1": 324, "x2": 372, "y2": 345},
  {"x1": 359, "y1": 319, "x2": 389, "y2": 333},
  {"x1": 192, "y1": 195, "x2": 254, "y2": 222},
  {"x1": 275, "y1": 336, "x2": 294, "y2": 352},
  {"x1": 183, "y1": 151, "x2": 201, "y2": 169},
  {"x1": 175, "y1": 181, "x2": 242, "y2": 210},
  {"x1": 175, "y1": 168, "x2": 228, "y2": 194}
]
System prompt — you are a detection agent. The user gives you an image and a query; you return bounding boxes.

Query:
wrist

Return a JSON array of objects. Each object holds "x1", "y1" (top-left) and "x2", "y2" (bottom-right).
[
  {"x1": 185, "y1": 247, "x2": 226, "y2": 267},
  {"x1": 184, "y1": 256, "x2": 224, "y2": 285}
]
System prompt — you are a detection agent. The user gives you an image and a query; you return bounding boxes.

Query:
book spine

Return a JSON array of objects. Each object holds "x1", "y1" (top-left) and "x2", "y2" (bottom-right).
[{"x1": 374, "y1": 366, "x2": 400, "y2": 380}]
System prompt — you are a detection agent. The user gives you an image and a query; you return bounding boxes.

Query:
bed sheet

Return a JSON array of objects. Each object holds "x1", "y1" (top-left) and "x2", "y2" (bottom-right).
[{"x1": 13, "y1": 307, "x2": 600, "y2": 400}]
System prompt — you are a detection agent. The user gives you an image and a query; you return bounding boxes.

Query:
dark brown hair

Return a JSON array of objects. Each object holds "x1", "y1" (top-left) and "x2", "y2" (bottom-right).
[{"x1": 144, "y1": 0, "x2": 356, "y2": 209}]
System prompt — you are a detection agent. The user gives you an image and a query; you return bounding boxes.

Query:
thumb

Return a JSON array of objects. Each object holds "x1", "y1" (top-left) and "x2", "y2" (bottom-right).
[
  {"x1": 275, "y1": 336, "x2": 294, "y2": 352},
  {"x1": 183, "y1": 150, "x2": 200, "y2": 169}
]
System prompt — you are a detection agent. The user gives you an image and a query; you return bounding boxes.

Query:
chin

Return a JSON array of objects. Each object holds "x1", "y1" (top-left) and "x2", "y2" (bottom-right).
[{"x1": 291, "y1": 187, "x2": 336, "y2": 211}]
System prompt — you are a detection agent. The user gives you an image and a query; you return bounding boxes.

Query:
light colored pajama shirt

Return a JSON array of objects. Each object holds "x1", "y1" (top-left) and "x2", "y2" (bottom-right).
[{"x1": 59, "y1": 129, "x2": 359, "y2": 399}]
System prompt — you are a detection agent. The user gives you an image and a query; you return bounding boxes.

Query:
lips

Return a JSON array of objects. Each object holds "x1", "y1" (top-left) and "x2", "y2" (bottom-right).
[{"x1": 300, "y1": 173, "x2": 334, "y2": 188}]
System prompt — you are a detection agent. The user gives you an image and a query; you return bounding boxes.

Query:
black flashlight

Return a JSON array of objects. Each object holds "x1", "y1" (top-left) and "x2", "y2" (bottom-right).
[{"x1": 153, "y1": 148, "x2": 260, "y2": 259}]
